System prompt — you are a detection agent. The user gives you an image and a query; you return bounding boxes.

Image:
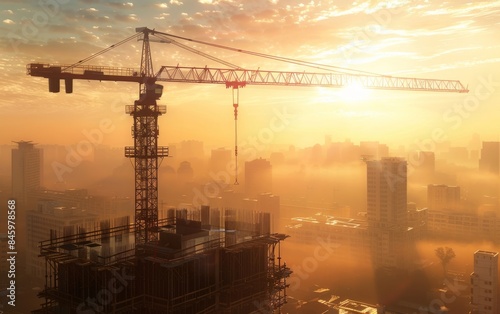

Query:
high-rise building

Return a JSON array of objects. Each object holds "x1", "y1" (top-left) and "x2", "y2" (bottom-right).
[
  {"x1": 479, "y1": 142, "x2": 500, "y2": 173},
  {"x1": 366, "y1": 157, "x2": 407, "y2": 229},
  {"x1": 366, "y1": 157, "x2": 417, "y2": 271},
  {"x1": 471, "y1": 250, "x2": 498, "y2": 314},
  {"x1": 245, "y1": 158, "x2": 272, "y2": 197},
  {"x1": 11, "y1": 140, "x2": 42, "y2": 203},
  {"x1": 427, "y1": 184, "x2": 461, "y2": 211},
  {"x1": 11, "y1": 141, "x2": 43, "y2": 270},
  {"x1": 209, "y1": 148, "x2": 232, "y2": 174},
  {"x1": 177, "y1": 161, "x2": 194, "y2": 182}
]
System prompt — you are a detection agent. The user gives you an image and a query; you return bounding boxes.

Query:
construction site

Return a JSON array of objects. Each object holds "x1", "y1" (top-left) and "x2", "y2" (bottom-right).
[
  {"x1": 32, "y1": 207, "x2": 290, "y2": 313},
  {"x1": 26, "y1": 27, "x2": 467, "y2": 313}
]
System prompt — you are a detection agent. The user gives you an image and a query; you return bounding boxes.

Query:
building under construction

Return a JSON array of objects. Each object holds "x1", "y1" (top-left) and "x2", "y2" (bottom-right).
[{"x1": 32, "y1": 206, "x2": 290, "y2": 313}]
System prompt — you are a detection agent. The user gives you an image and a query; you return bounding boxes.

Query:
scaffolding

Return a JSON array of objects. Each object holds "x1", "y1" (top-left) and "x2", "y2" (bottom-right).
[{"x1": 32, "y1": 208, "x2": 291, "y2": 314}]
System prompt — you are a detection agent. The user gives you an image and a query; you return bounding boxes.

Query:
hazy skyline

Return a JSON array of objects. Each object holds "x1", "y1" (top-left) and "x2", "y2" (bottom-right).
[{"x1": 1, "y1": 0, "x2": 499, "y2": 150}]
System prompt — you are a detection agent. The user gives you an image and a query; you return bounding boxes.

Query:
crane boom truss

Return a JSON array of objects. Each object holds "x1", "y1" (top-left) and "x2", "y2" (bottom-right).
[
  {"x1": 158, "y1": 66, "x2": 468, "y2": 92},
  {"x1": 27, "y1": 63, "x2": 468, "y2": 93}
]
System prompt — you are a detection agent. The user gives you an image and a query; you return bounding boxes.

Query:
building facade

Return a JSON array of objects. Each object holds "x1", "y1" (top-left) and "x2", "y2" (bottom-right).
[
  {"x1": 479, "y1": 142, "x2": 500, "y2": 174},
  {"x1": 471, "y1": 250, "x2": 498, "y2": 314},
  {"x1": 11, "y1": 141, "x2": 42, "y2": 203},
  {"x1": 245, "y1": 158, "x2": 272, "y2": 197},
  {"x1": 366, "y1": 157, "x2": 407, "y2": 229},
  {"x1": 427, "y1": 184, "x2": 461, "y2": 211}
]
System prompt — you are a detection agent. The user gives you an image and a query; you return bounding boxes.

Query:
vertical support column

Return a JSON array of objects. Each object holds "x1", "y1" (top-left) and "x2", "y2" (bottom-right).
[{"x1": 125, "y1": 90, "x2": 168, "y2": 245}]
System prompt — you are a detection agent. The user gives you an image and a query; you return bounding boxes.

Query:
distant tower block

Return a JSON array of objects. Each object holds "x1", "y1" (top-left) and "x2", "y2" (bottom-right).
[
  {"x1": 427, "y1": 184, "x2": 460, "y2": 211},
  {"x1": 11, "y1": 140, "x2": 43, "y2": 272},
  {"x1": 210, "y1": 148, "x2": 232, "y2": 174},
  {"x1": 471, "y1": 250, "x2": 498, "y2": 314},
  {"x1": 479, "y1": 141, "x2": 500, "y2": 174},
  {"x1": 12, "y1": 140, "x2": 43, "y2": 203},
  {"x1": 366, "y1": 157, "x2": 407, "y2": 229},
  {"x1": 245, "y1": 158, "x2": 272, "y2": 197}
]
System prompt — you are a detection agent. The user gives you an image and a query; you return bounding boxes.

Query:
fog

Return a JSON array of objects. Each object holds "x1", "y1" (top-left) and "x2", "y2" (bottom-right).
[{"x1": 4, "y1": 135, "x2": 500, "y2": 313}]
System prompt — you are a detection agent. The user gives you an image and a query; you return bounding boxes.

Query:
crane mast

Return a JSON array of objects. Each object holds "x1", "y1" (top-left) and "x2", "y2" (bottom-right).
[
  {"x1": 26, "y1": 27, "x2": 469, "y2": 248},
  {"x1": 123, "y1": 28, "x2": 168, "y2": 245}
]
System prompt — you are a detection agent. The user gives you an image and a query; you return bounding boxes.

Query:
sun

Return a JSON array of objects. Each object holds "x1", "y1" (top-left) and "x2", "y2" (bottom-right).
[
  {"x1": 314, "y1": 83, "x2": 372, "y2": 104},
  {"x1": 339, "y1": 82, "x2": 372, "y2": 102}
]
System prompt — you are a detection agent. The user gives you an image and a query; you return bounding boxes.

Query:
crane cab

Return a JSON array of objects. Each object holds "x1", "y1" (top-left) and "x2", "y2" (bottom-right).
[{"x1": 154, "y1": 84, "x2": 163, "y2": 99}]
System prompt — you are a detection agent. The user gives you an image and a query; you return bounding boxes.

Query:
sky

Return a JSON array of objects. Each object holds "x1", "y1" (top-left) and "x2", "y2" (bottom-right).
[{"x1": 0, "y1": 0, "x2": 499, "y2": 152}]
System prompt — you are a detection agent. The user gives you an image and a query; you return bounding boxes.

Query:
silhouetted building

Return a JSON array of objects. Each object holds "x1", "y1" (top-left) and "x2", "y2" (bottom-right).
[
  {"x1": 269, "y1": 152, "x2": 285, "y2": 166},
  {"x1": 210, "y1": 148, "x2": 232, "y2": 174},
  {"x1": 11, "y1": 141, "x2": 43, "y2": 272},
  {"x1": 366, "y1": 157, "x2": 417, "y2": 271},
  {"x1": 177, "y1": 161, "x2": 194, "y2": 183},
  {"x1": 428, "y1": 184, "x2": 461, "y2": 211},
  {"x1": 471, "y1": 250, "x2": 498, "y2": 314},
  {"x1": 366, "y1": 157, "x2": 407, "y2": 228},
  {"x1": 447, "y1": 146, "x2": 469, "y2": 165},
  {"x1": 245, "y1": 158, "x2": 272, "y2": 197},
  {"x1": 325, "y1": 140, "x2": 359, "y2": 164},
  {"x1": 479, "y1": 142, "x2": 500, "y2": 173},
  {"x1": 12, "y1": 141, "x2": 42, "y2": 203}
]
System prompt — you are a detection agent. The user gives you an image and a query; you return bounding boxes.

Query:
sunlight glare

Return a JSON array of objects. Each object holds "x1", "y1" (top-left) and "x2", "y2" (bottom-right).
[
  {"x1": 339, "y1": 82, "x2": 371, "y2": 102},
  {"x1": 315, "y1": 83, "x2": 372, "y2": 104}
]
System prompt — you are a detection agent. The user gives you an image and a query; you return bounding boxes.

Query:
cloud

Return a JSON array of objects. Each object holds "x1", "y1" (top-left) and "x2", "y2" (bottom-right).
[
  {"x1": 424, "y1": 1, "x2": 500, "y2": 18},
  {"x1": 156, "y1": 3, "x2": 168, "y2": 8},
  {"x1": 114, "y1": 13, "x2": 140, "y2": 22},
  {"x1": 3, "y1": 19, "x2": 14, "y2": 24},
  {"x1": 154, "y1": 12, "x2": 170, "y2": 20},
  {"x1": 67, "y1": 8, "x2": 111, "y2": 23},
  {"x1": 108, "y1": 2, "x2": 134, "y2": 8},
  {"x1": 170, "y1": 0, "x2": 183, "y2": 5},
  {"x1": 3, "y1": 10, "x2": 14, "y2": 14}
]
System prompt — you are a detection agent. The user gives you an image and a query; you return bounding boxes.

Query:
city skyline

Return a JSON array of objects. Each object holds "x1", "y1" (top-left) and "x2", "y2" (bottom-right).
[
  {"x1": 2, "y1": 1, "x2": 500, "y2": 313},
  {"x1": 4, "y1": 135, "x2": 500, "y2": 312}
]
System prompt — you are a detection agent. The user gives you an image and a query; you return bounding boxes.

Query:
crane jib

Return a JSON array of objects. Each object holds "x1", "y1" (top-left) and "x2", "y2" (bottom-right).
[{"x1": 27, "y1": 63, "x2": 469, "y2": 93}]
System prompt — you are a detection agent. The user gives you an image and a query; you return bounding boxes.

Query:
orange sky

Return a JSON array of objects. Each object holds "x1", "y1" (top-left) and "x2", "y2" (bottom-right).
[{"x1": 1, "y1": 0, "x2": 499, "y2": 151}]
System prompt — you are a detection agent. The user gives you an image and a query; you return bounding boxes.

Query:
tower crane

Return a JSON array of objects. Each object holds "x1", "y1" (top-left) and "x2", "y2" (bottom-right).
[{"x1": 27, "y1": 27, "x2": 468, "y2": 246}]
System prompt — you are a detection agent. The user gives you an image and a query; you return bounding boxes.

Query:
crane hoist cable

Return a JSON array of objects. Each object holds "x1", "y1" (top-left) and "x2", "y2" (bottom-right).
[
  {"x1": 233, "y1": 86, "x2": 239, "y2": 185},
  {"x1": 226, "y1": 81, "x2": 246, "y2": 185},
  {"x1": 151, "y1": 32, "x2": 246, "y2": 185}
]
